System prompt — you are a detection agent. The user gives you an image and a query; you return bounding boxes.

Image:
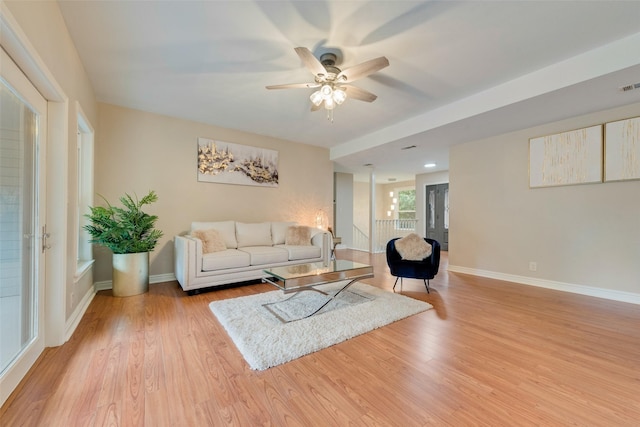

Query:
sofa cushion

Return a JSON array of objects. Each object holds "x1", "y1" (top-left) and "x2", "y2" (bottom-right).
[
  {"x1": 271, "y1": 221, "x2": 296, "y2": 245},
  {"x1": 275, "y1": 244, "x2": 321, "y2": 261},
  {"x1": 236, "y1": 222, "x2": 272, "y2": 247},
  {"x1": 285, "y1": 226, "x2": 312, "y2": 246},
  {"x1": 239, "y1": 246, "x2": 289, "y2": 266},
  {"x1": 191, "y1": 221, "x2": 237, "y2": 249},
  {"x1": 202, "y1": 249, "x2": 250, "y2": 271},
  {"x1": 191, "y1": 229, "x2": 227, "y2": 253},
  {"x1": 395, "y1": 233, "x2": 432, "y2": 261}
]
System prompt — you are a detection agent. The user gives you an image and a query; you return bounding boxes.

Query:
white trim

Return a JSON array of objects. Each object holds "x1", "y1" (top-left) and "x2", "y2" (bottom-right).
[
  {"x1": 75, "y1": 102, "x2": 94, "y2": 269},
  {"x1": 0, "y1": 5, "x2": 69, "y2": 403},
  {"x1": 45, "y1": 101, "x2": 69, "y2": 348},
  {"x1": 94, "y1": 273, "x2": 178, "y2": 292},
  {"x1": 64, "y1": 286, "x2": 95, "y2": 342},
  {"x1": 447, "y1": 265, "x2": 640, "y2": 305},
  {"x1": 74, "y1": 259, "x2": 94, "y2": 282},
  {"x1": 0, "y1": 337, "x2": 42, "y2": 407},
  {"x1": 94, "y1": 280, "x2": 111, "y2": 292},
  {"x1": 1, "y1": 0, "x2": 70, "y2": 350},
  {"x1": 151, "y1": 273, "x2": 178, "y2": 284},
  {"x1": 0, "y1": 3, "x2": 65, "y2": 102}
]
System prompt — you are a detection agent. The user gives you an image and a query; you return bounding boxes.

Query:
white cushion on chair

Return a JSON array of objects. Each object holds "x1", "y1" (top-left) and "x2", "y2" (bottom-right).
[{"x1": 395, "y1": 233, "x2": 432, "y2": 261}]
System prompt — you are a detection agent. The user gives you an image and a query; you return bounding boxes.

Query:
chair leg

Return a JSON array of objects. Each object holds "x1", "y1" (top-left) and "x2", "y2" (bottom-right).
[
  {"x1": 423, "y1": 279, "x2": 430, "y2": 294},
  {"x1": 393, "y1": 277, "x2": 400, "y2": 290}
]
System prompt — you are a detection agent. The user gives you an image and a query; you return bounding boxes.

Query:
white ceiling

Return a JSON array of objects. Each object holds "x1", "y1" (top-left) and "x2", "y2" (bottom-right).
[{"x1": 57, "y1": 1, "x2": 640, "y2": 182}]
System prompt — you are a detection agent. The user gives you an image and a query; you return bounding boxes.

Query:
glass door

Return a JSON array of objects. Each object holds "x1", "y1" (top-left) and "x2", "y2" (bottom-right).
[{"x1": 0, "y1": 48, "x2": 47, "y2": 404}]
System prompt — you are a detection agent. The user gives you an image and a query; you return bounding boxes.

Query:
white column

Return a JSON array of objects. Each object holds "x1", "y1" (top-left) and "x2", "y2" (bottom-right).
[{"x1": 369, "y1": 168, "x2": 375, "y2": 253}]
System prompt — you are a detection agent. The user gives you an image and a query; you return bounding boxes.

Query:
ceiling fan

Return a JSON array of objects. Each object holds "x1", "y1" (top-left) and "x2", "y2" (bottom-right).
[{"x1": 266, "y1": 47, "x2": 389, "y2": 121}]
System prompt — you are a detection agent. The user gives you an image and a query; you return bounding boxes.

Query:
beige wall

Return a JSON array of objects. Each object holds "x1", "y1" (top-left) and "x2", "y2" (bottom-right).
[
  {"x1": 353, "y1": 180, "x2": 370, "y2": 234},
  {"x1": 450, "y1": 102, "x2": 640, "y2": 294},
  {"x1": 94, "y1": 103, "x2": 334, "y2": 282},
  {"x1": 334, "y1": 172, "x2": 354, "y2": 245}
]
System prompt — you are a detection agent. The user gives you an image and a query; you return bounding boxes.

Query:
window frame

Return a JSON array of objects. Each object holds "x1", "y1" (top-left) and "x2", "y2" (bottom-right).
[
  {"x1": 394, "y1": 186, "x2": 416, "y2": 230},
  {"x1": 75, "y1": 103, "x2": 94, "y2": 278}
]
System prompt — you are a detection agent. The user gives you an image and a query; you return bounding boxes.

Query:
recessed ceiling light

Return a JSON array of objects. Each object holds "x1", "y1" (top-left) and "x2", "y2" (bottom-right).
[{"x1": 424, "y1": 163, "x2": 436, "y2": 168}]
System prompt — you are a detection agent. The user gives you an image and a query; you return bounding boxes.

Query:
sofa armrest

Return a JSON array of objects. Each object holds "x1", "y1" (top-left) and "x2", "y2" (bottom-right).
[
  {"x1": 311, "y1": 230, "x2": 331, "y2": 264},
  {"x1": 174, "y1": 235, "x2": 203, "y2": 289}
]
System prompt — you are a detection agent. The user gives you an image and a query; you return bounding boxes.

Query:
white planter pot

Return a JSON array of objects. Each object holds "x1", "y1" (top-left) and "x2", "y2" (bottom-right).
[{"x1": 112, "y1": 252, "x2": 149, "y2": 297}]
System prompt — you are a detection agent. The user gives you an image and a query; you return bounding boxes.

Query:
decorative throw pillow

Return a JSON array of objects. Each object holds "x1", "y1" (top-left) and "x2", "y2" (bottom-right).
[
  {"x1": 192, "y1": 229, "x2": 227, "y2": 254},
  {"x1": 191, "y1": 221, "x2": 237, "y2": 248},
  {"x1": 271, "y1": 221, "x2": 297, "y2": 245},
  {"x1": 394, "y1": 233, "x2": 432, "y2": 261},
  {"x1": 285, "y1": 226, "x2": 312, "y2": 246}
]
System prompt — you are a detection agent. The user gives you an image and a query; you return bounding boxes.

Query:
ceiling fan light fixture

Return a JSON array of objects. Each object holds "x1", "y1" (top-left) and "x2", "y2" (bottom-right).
[
  {"x1": 267, "y1": 47, "x2": 389, "y2": 122},
  {"x1": 324, "y1": 96, "x2": 336, "y2": 110},
  {"x1": 333, "y1": 88, "x2": 347, "y2": 105},
  {"x1": 310, "y1": 90, "x2": 323, "y2": 106}
]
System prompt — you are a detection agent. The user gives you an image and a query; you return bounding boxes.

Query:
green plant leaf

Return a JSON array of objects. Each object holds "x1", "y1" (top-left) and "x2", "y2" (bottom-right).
[{"x1": 84, "y1": 190, "x2": 163, "y2": 254}]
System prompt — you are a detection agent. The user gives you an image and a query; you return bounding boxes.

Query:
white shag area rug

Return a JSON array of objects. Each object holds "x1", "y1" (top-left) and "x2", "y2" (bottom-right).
[{"x1": 209, "y1": 281, "x2": 432, "y2": 370}]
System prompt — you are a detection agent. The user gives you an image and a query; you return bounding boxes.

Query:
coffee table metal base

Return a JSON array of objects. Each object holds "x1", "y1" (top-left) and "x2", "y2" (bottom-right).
[
  {"x1": 262, "y1": 261, "x2": 374, "y2": 323},
  {"x1": 262, "y1": 277, "x2": 362, "y2": 323}
]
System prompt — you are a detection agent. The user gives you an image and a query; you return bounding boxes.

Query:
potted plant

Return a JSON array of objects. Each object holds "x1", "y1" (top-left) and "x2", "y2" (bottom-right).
[{"x1": 84, "y1": 190, "x2": 163, "y2": 297}]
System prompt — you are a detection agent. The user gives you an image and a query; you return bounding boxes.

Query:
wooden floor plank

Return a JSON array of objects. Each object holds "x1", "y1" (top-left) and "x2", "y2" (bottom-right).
[{"x1": 2, "y1": 250, "x2": 640, "y2": 425}]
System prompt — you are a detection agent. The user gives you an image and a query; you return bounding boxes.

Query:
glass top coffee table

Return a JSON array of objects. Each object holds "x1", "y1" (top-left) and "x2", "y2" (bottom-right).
[{"x1": 262, "y1": 260, "x2": 374, "y2": 322}]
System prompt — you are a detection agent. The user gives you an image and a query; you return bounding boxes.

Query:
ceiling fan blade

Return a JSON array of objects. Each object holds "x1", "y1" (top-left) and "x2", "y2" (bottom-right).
[
  {"x1": 337, "y1": 56, "x2": 389, "y2": 82},
  {"x1": 294, "y1": 47, "x2": 327, "y2": 77},
  {"x1": 343, "y1": 85, "x2": 378, "y2": 102},
  {"x1": 310, "y1": 103, "x2": 322, "y2": 112},
  {"x1": 266, "y1": 82, "x2": 320, "y2": 90}
]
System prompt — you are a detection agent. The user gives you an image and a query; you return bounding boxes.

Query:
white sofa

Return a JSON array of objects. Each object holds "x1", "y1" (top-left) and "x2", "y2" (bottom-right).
[{"x1": 174, "y1": 221, "x2": 331, "y2": 294}]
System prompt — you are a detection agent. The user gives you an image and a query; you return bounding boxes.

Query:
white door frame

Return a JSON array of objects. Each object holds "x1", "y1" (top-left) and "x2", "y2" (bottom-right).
[
  {"x1": 0, "y1": 3, "x2": 69, "y2": 405},
  {"x1": 0, "y1": 43, "x2": 48, "y2": 407}
]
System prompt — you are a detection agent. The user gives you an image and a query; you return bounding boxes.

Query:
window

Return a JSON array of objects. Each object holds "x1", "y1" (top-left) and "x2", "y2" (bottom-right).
[
  {"x1": 76, "y1": 105, "x2": 94, "y2": 274},
  {"x1": 395, "y1": 188, "x2": 415, "y2": 229},
  {"x1": 397, "y1": 188, "x2": 416, "y2": 220}
]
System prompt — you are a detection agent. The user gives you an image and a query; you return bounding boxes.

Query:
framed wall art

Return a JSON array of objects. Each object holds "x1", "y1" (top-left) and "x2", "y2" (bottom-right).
[
  {"x1": 529, "y1": 125, "x2": 603, "y2": 188},
  {"x1": 604, "y1": 116, "x2": 640, "y2": 182},
  {"x1": 197, "y1": 137, "x2": 279, "y2": 187}
]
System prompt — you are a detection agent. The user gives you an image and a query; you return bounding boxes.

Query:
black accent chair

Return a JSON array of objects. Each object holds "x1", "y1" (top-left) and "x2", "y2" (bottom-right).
[{"x1": 386, "y1": 237, "x2": 441, "y2": 293}]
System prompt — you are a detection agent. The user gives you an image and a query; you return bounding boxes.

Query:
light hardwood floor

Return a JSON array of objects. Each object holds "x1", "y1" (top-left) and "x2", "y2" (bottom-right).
[{"x1": 2, "y1": 250, "x2": 639, "y2": 426}]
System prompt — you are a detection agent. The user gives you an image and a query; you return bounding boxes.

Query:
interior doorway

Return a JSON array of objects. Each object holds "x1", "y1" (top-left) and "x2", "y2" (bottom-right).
[{"x1": 425, "y1": 184, "x2": 449, "y2": 250}]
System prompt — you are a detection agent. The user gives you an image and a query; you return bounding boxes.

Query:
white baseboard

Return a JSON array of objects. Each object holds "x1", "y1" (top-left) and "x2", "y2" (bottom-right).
[
  {"x1": 151, "y1": 273, "x2": 177, "y2": 284},
  {"x1": 94, "y1": 273, "x2": 177, "y2": 291},
  {"x1": 447, "y1": 265, "x2": 640, "y2": 305},
  {"x1": 65, "y1": 286, "x2": 96, "y2": 341}
]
